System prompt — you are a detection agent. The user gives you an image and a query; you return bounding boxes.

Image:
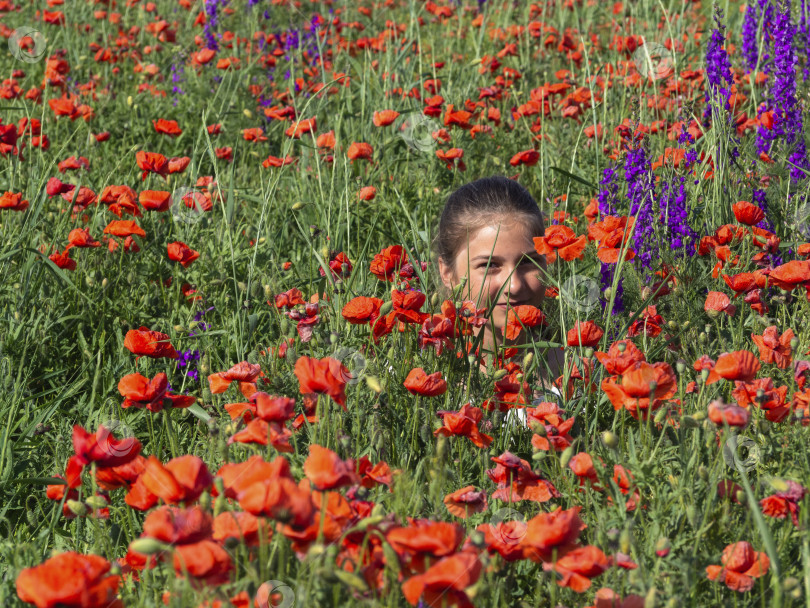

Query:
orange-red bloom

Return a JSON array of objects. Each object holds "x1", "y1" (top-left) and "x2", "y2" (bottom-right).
[
  {"x1": 751, "y1": 325, "x2": 794, "y2": 369},
  {"x1": 16, "y1": 551, "x2": 123, "y2": 608},
  {"x1": 293, "y1": 355, "x2": 350, "y2": 410},
  {"x1": 533, "y1": 225, "x2": 588, "y2": 263},
  {"x1": 123, "y1": 326, "x2": 178, "y2": 360},
  {"x1": 403, "y1": 368, "x2": 448, "y2": 396},
  {"x1": 706, "y1": 541, "x2": 770, "y2": 592}
]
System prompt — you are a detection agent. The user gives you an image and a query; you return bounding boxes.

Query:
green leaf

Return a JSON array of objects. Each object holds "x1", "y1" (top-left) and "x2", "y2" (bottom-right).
[
  {"x1": 550, "y1": 166, "x2": 598, "y2": 191},
  {"x1": 186, "y1": 404, "x2": 211, "y2": 422}
]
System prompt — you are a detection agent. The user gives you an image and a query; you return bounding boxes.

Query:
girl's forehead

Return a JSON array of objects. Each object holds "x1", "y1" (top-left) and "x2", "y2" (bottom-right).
[{"x1": 463, "y1": 222, "x2": 536, "y2": 250}]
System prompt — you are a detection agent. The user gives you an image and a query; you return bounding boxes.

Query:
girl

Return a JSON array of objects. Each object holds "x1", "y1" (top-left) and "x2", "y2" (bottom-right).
[{"x1": 432, "y1": 175, "x2": 565, "y2": 422}]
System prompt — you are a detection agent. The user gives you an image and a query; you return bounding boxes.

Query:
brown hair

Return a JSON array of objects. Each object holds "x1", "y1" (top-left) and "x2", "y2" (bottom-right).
[{"x1": 432, "y1": 175, "x2": 546, "y2": 291}]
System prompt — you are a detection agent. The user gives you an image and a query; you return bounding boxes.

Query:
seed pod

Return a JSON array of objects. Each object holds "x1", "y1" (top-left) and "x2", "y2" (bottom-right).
[
  {"x1": 85, "y1": 495, "x2": 108, "y2": 510},
  {"x1": 430, "y1": 293, "x2": 439, "y2": 308},
  {"x1": 619, "y1": 528, "x2": 632, "y2": 554},
  {"x1": 584, "y1": 347, "x2": 594, "y2": 358},
  {"x1": 617, "y1": 342, "x2": 626, "y2": 352}
]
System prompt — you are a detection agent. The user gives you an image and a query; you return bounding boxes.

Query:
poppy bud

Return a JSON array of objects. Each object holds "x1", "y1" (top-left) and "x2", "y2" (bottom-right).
[
  {"x1": 685, "y1": 504, "x2": 697, "y2": 526},
  {"x1": 601, "y1": 430, "x2": 619, "y2": 449},
  {"x1": 654, "y1": 408, "x2": 668, "y2": 424},
  {"x1": 522, "y1": 352, "x2": 533, "y2": 370},
  {"x1": 492, "y1": 368, "x2": 508, "y2": 381},
  {"x1": 700, "y1": 368, "x2": 710, "y2": 381},
  {"x1": 515, "y1": 373, "x2": 523, "y2": 383},
  {"x1": 603, "y1": 287, "x2": 613, "y2": 300},
  {"x1": 126, "y1": 95, "x2": 133, "y2": 106},
  {"x1": 430, "y1": 293, "x2": 439, "y2": 307},
  {"x1": 559, "y1": 446, "x2": 574, "y2": 469},
  {"x1": 291, "y1": 201, "x2": 306, "y2": 210},
  {"x1": 698, "y1": 465, "x2": 709, "y2": 481},
  {"x1": 66, "y1": 500, "x2": 88, "y2": 517},
  {"x1": 706, "y1": 308, "x2": 721, "y2": 319},
  {"x1": 386, "y1": 346, "x2": 396, "y2": 360},
  {"x1": 320, "y1": 246, "x2": 330, "y2": 259},
  {"x1": 655, "y1": 537, "x2": 671, "y2": 557},
  {"x1": 675, "y1": 359, "x2": 686, "y2": 374},
  {"x1": 467, "y1": 354, "x2": 477, "y2": 367},
  {"x1": 783, "y1": 577, "x2": 800, "y2": 592},
  {"x1": 85, "y1": 276, "x2": 94, "y2": 287},
  {"x1": 379, "y1": 301, "x2": 393, "y2": 316},
  {"x1": 692, "y1": 411, "x2": 706, "y2": 422},
  {"x1": 681, "y1": 415, "x2": 699, "y2": 429},
  {"x1": 198, "y1": 491, "x2": 211, "y2": 511},
  {"x1": 469, "y1": 530, "x2": 487, "y2": 549},
  {"x1": 584, "y1": 347, "x2": 594, "y2": 358},
  {"x1": 735, "y1": 490, "x2": 747, "y2": 504},
  {"x1": 641, "y1": 286, "x2": 652, "y2": 300},
  {"x1": 790, "y1": 336, "x2": 799, "y2": 350},
  {"x1": 199, "y1": 359, "x2": 209, "y2": 374},
  {"x1": 101, "y1": 278, "x2": 108, "y2": 289},
  {"x1": 85, "y1": 495, "x2": 108, "y2": 510},
  {"x1": 644, "y1": 587, "x2": 657, "y2": 608},
  {"x1": 531, "y1": 420, "x2": 546, "y2": 435},
  {"x1": 451, "y1": 277, "x2": 467, "y2": 298},
  {"x1": 619, "y1": 528, "x2": 632, "y2": 554},
  {"x1": 365, "y1": 376, "x2": 382, "y2": 393},
  {"x1": 243, "y1": 109, "x2": 253, "y2": 119},
  {"x1": 532, "y1": 450, "x2": 546, "y2": 461},
  {"x1": 129, "y1": 538, "x2": 171, "y2": 555},
  {"x1": 333, "y1": 570, "x2": 369, "y2": 592},
  {"x1": 698, "y1": 332, "x2": 707, "y2": 344}
]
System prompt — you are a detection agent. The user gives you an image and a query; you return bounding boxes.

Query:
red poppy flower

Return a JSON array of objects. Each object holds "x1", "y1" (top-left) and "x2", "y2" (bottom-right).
[
  {"x1": 303, "y1": 444, "x2": 360, "y2": 490},
  {"x1": 342, "y1": 296, "x2": 384, "y2": 324},
  {"x1": 118, "y1": 372, "x2": 195, "y2": 412},
  {"x1": 706, "y1": 541, "x2": 770, "y2": 592},
  {"x1": 487, "y1": 451, "x2": 560, "y2": 503},
  {"x1": 67, "y1": 228, "x2": 101, "y2": 248},
  {"x1": 167, "y1": 241, "x2": 199, "y2": 268},
  {"x1": 521, "y1": 506, "x2": 586, "y2": 562},
  {"x1": 135, "y1": 150, "x2": 169, "y2": 181},
  {"x1": 0, "y1": 191, "x2": 29, "y2": 211},
  {"x1": 705, "y1": 291, "x2": 736, "y2": 317},
  {"x1": 751, "y1": 325, "x2": 794, "y2": 369},
  {"x1": 714, "y1": 350, "x2": 761, "y2": 381},
  {"x1": 732, "y1": 201, "x2": 765, "y2": 226},
  {"x1": 566, "y1": 321, "x2": 604, "y2": 347},
  {"x1": 212, "y1": 510, "x2": 273, "y2": 546},
  {"x1": 16, "y1": 551, "x2": 123, "y2": 608},
  {"x1": 533, "y1": 225, "x2": 587, "y2": 263},
  {"x1": 387, "y1": 520, "x2": 465, "y2": 575},
  {"x1": 125, "y1": 455, "x2": 213, "y2": 510},
  {"x1": 443, "y1": 486, "x2": 488, "y2": 518},
  {"x1": 293, "y1": 356, "x2": 350, "y2": 410},
  {"x1": 139, "y1": 190, "x2": 171, "y2": 212},
  {"x1": 601, "y1": 361, "x2": 678, "y2": 419},
  {"x1": 401, "y1": 551, "x2": 482, "y2": 608},
  {"x1": 208, "y1": 362, "x2": 262, "y2": 400},
  {"x1": 544, "y1": 544, "x2": 610, "y2": 592},
  {"x1": 372, "y1": 110, "x2": 400, "y2": 127},
  {"x1": 141, "y1": 505, "x2": 212, "y2": 545},
  {"x1": 123, "y1": 326, "x2": 178, "y2": 360},
  {"x1": 434, "y1": 403, "x2": 493, "y2": 448},
  {"x1": 594, "y1": 340, "x2": 646, "y2": 375},
  {"x1": 153, "y1": 119, "x2": 182, "y2": 137},
  {"x1": 370, "y1": 245, "x2": 408, "y2": 281},
  {"x1": 708, "y1": 398, "x2": 750, "y2": 428},
  {"x1": 503, "y1": 305, "x2": 546, "y2": 340},
  {"x1": 347, "y1": 142, "x2": 373, "y2": 161},
  {"x1": 403, "y1": 367, "x2": 448, "y2": 396}
]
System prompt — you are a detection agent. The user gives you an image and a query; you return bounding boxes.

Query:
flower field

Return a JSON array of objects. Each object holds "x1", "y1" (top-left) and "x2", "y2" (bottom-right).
[{"x1": 2, "y1": 0, "x2": 810, "y2": 606}]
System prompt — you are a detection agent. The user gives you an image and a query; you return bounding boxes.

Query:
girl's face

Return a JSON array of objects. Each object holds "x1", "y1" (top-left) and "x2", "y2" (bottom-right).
[{"x1": 438, "y1": 218, "x2": 547, "y2": 346}]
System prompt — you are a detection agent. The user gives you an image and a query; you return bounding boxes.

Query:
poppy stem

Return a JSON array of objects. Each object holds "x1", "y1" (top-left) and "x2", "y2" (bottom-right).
[{"x1": 163, "y1": 408, "x2": 179, "y2": 458}]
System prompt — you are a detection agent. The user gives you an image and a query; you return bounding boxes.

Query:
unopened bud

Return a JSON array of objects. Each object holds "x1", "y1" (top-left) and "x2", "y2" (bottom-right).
[
  {"x1": 601, "y1": 430, "x2": 619, "y2": 449},
  {"x1": 619, "y1": 528, "x2": 632, "y2": 554},
  {"x1": 522, "y1": 352, "x2": 533, "y2": 370},
  {"x1": 654, "y1": 408, "x2": 669, "y2": 424},
  {"x1": 655, "y1": 537, "x2": 671, "y2": 558},
  {"x1": 243, "y1": 109, "x2": 253, "y2": 119},
  {"x1": 84, "y1": 495, "x2": 108, "y2": 510},
  {"x1": 698, "y1": 465, "x2": 709, "y2": 481},
  {"x1": 559, "y1": 446, "x2": 574, "y2": 469},
  {"x1": 130, "y1": 537, "x2": 171, "y2": 555},
  {"x1": 430, "y1": 293, "x2": 439, "y2": 307},
  {"x1": 790, "y1": 337, "x2": 800, "y2": 350},
  {"x1": 584, "y1": 347, "x2": 594, "y2": 358},
  {"x1": 644, "y1": 586, "x2": 657, "y2": 608},
  {"x1": 675, "y1": 360, "x2": 686, "y2": 374},
  {"x1": 379, "y1": 301, "x2": 393, "y2": 316},
  {"x1": 492, "y1": 368, "x2": 509, "y2": 381},
  {"x1": 292, "y1": 201, "x2": 306, "y2": 210},
  {"x1": 66, "y1": 500, "x2": 88, "y2": 517}
]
